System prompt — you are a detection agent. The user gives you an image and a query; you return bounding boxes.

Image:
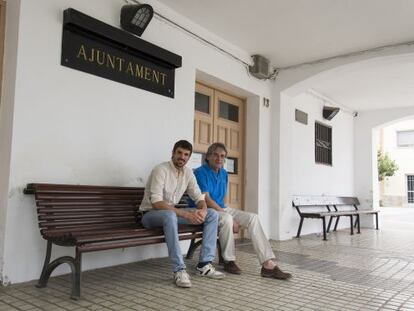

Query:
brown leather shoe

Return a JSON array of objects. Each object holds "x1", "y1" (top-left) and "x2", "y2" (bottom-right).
[
  {"x1": 224, "y1": 261, "x2": 242, "y2": 274},
  {"x1": 261, "y1": 266, "x2": 292, "y2": 280}
]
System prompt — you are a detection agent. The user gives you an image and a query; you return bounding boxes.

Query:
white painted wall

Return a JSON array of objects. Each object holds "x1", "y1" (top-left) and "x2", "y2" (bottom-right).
[
  {"x1": 287, "y1": 93, "x2": 354, "y2": 236},
  {"x1": 1, "y1": 0, "x2": 272, "y2": 284},
  {"x1": 380, "y1": 119, "x2": 414, "y2": 206}
]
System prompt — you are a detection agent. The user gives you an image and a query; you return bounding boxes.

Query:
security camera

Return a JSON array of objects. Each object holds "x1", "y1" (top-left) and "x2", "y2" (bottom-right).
[{"x1": 353, "y1": 112, "x2": 358, "y2": 117}]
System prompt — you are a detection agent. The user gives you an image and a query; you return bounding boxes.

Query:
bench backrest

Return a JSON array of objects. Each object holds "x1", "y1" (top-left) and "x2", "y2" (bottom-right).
[
  {"x1": 25, "y1": 183, "x2": 189, "y2": 238},
  {"x1": 292, "y1": 195, "x2": 360, "y2": 207},
  {"x1": 25, "y1": 183, "x2": 144, "y2": 237}
]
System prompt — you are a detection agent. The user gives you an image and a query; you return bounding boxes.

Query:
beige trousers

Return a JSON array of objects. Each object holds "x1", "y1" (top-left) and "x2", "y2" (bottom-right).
[{"x1": 218, "y1": 207, "x2": 275, "y2": 264}]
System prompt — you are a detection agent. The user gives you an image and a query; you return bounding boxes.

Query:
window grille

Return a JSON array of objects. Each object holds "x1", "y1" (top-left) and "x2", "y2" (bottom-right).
[
  {"x1": 408, "y1": 175, "x2": 414, "y2": 204},
  {"x1": 315, "y1": 122, "x2": 332, "y2": 165}
]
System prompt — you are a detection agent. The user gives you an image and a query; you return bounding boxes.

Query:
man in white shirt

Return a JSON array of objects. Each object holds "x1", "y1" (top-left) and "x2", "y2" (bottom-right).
[{"x1": 140, "y1": 140, "x2": 224, "y2": 288}]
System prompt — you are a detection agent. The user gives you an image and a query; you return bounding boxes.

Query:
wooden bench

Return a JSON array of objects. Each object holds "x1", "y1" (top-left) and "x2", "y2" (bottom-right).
[
  {"x1": 292, "y1": 195, "x2": 379, "y2": 240},
  {"x1": 24, "y1": 183, "x2": 205, "y2": 300}
]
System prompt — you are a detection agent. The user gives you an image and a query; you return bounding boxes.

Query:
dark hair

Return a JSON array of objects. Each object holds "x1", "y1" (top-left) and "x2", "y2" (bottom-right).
[
  {"x1": 205, "y1": 142, "x2": 227, "y2": 163},
  {"x1": 173, "y1": 140, "x2": 193, "y2": 154}
]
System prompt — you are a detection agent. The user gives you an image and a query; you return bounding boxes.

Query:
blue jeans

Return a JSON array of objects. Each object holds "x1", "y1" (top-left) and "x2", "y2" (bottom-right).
[{"x1": 142, "y1": 208, "x2": 219, "y2": 272}]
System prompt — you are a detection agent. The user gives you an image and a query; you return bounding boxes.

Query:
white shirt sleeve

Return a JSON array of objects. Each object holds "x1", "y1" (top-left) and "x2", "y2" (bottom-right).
[{"x1": 149, "y1": 166, "x2": 166, "y2": 204}]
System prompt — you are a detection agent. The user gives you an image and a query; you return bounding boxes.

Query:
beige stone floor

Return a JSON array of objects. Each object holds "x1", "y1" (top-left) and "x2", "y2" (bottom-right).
[{"x1": 1, "y1": 217, "x2": 414, "y2": 310}]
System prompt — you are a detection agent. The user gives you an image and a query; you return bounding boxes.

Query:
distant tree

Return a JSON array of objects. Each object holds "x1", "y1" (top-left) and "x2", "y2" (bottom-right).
[{"x1": 377, "y1": 150, "x2": 398, "y2": 181}]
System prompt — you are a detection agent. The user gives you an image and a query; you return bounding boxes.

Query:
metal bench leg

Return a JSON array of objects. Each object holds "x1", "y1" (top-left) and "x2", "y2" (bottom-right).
[
  {"x1": 36, "y1": 241, "x2": 80, "y2": 299},
  {"x1": 327, "y1": 216, "x2": 334, "y2": 233},
  {"x1": 375, "y1": 213, "x2": 379, "y2": 230},
  {"x1": 334, "y1": 216, "x2": 340, "y2": 231},
  {"x1": 71, "y1": 250, "x2": 82, "y2": 300},
  {"x1": 186, "y1": 239, "x2": 202, "y2": 259},
  {"x1": 350, "y1": 215, "x2": 354, "y2": 235},
  {"x1": 36, "y1": 240, "x2": 53, "y2": 288},
  {"x1": 296, "y1": 217, "x2": 304, "y2": 238},
  {"x1": 357, "y1": 214, "x2": 361, "y2": 234},
  {"x1": 322, "y1": 217, "x2": 327, "y2": 241},
  {"x1": 217, "y1": 240, "x2": 224, "y2": 264}
]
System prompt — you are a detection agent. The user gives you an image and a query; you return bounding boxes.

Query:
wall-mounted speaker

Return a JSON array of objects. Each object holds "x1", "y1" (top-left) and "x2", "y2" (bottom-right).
[{"x1": 323, "y1": 106, "x2": 340, "y2": 120}]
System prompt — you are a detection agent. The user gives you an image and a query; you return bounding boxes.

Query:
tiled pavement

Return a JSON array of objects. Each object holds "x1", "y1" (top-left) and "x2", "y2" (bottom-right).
[{"x1": 2, "y1": 214, "x2": 414, "y2": 310}]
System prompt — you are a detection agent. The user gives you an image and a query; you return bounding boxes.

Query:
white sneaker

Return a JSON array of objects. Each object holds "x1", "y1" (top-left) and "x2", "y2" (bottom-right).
[
  {"x1": 196, "y1": 263, "x2": 225, "y2": 279},
  {"x1": 174, "y1": 270, "x2": 192, "y2": 288}
]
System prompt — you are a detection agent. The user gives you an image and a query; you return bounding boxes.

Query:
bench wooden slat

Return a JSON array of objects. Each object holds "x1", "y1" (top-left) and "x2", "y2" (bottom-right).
[
  {"x1": 38, "y1": 207, "x2": 139, "y2": 213},
  {"x1": 42, "y1": 224, "x2": 141, "y2": 236},
  {"x1": 38, "y1": 211, "x2": 137, "y2": 220},
  {"x1": 78, "y1": 232, "x2": 203, "y2": 253},
  {"x1": 75, "y1": 225, "x2": 203, "y2": 244}
]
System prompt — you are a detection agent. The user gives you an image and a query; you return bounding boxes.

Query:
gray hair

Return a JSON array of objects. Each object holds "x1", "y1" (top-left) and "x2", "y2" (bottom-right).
[{"x1": 205, "y1": 143, "x2": 228, "y2": 163}]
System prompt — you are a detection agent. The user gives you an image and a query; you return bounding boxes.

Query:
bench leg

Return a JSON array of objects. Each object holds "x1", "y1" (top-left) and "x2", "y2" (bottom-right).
[
  {"x1": 296, "y1": 217, "x2": 304, "y2": 238},
  {"x1": 186, "y1": 239, "x2": 202, "y2": 259},
  {"x1": 327, "y1": 216, "x2": 333, "y2": 233},
  {"x1": 334, "y1": 216, "x2": 340, "y2": 231},
  {"x1": 375, "y1": 212, "x2": 379, "y2": 230},
  {"x1": 217, "y1": 240, "x2": 224, "y2": 265},
  {"x1": 71, "y1": 250, "x2": 81, "y2": 300},
  {"x1": 37, "y1": 240, "x2": 53, "y2": 288},
  {"x1": 322, "y1": 217, "x2": 327, "y2": 241},
  {"x1": 350, "y1": 215, "x2": 354, "y2": 235},
  {"x1": 36, "y1": 241, "x2": 81, "y2": 299},
  {"x1": 357, "y1": 214, "x2": 361, "y2": 234}
]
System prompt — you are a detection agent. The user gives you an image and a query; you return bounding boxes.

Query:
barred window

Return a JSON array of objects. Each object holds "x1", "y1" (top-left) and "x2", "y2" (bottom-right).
[
  {"x1": 408, "y1": 175, "x2": 414, "y2": 204},
  {"x1": 315, "y1": 122, "x2": 332, "y2": 165}
]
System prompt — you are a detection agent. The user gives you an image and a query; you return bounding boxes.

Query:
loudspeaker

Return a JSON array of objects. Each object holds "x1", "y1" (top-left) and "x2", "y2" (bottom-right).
[{"x1": 323, "y1": 106, "x2": 340, "y2": 120}]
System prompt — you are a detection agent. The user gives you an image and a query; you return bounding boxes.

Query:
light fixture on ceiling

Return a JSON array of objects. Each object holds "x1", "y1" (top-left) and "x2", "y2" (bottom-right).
[
  {"x1": 120, "y1": 4, "x2": 154, "y2": 36},
  {"x1": 323, "y1": 106, "x2": 340, "y2": 121}
]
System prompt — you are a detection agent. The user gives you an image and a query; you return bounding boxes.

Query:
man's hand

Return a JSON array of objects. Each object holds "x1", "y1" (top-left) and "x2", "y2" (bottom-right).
[
  {"x1": 184, "y1": 210, "x2": 205, "y2": 224},
  {"x1": 196, "y1": 208, "x2": 207, "y2": 221}
]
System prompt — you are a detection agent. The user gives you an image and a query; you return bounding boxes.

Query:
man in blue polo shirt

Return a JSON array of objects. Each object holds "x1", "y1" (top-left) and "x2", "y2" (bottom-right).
[{"x1": 193, "y1": 142, "x2": 291, "y2": 279}]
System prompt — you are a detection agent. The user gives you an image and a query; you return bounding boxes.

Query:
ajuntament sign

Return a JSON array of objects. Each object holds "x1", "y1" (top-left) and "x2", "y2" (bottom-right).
[{"x1": 61, "y1": 9, "x2": 182, "y2": 98}]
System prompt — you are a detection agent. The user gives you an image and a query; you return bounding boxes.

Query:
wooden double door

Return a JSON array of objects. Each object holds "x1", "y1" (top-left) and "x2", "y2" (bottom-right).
[{"x1": 193, "y1": 82, "x2": 244, "y2": 212}]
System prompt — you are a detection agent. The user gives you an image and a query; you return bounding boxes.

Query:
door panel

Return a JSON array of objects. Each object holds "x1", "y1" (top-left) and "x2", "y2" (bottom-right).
[
  {"x1": 213, "y1": 90, "x2": 244, "y2": 212},
  {"x1": 194, "y1": 83, "x2": 244, "y2": 213},
  {"x1": 194, "y1": 83, "x2": 245, "y2": 237},
  {"x1": 194, "y1": 84, "x2": 214, "y2": 152}
]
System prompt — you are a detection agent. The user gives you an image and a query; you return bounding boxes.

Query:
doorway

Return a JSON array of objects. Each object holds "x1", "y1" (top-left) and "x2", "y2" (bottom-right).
[{"x1": 193, "y1": 82, "x2": 245, "y2": 213}]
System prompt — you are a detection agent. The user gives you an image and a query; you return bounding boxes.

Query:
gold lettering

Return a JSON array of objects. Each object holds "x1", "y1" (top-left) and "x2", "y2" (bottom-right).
[
  {"x1": 96, "y1": 50, "x2": 105, "y2": 65},
  {"x1": 152, "y1": 70, "x2": 160, "y2": 84},
  {"x1": 106, "y1": 54, "x2": 116, "y2": 69},
  {"x1": 77, "y1": 45, "x2": 88, "y2": 61},
  {"x1": 135, "y1": 64, "x2": 144, "y2": 78},
  {"x1": 160, "y1": 73, "x2": 167, "y2": 86},
  {"x1": 88, "y1": 48, "x2": 95, "y2": 62},
  {"x1": 116, "y1": 57, "x2": 125, "y2": 71},
  {"x1": 144, "y1": 67, "x2": 152, "y2": 81},
  {"x1": 126, "y1": 62, "x2": 134, "y2": 75}
]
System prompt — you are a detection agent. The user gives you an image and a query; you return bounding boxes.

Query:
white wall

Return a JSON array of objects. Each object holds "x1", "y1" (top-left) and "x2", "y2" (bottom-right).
[
  {"x1": 288, "y1": 93, "x2": 354, "y2": 236},
  {"x1": 1, "y1": 0, "x2": 272, "y2": 284}
]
